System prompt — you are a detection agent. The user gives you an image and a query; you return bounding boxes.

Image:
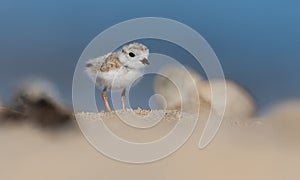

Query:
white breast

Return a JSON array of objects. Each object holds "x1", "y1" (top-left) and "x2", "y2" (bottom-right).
[{"x1": 96, "y1": 67, "x2": 143, "y2": 90}]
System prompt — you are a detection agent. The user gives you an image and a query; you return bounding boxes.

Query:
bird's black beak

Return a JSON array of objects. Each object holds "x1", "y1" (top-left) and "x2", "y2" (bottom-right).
[{"x1": 140, "y1": 58, "x2": 150, "y2": 65}]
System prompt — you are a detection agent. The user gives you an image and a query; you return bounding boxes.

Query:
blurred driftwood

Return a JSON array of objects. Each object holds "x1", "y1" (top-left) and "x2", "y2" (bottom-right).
[{"x1": 0, "y1": 80, "x2": 74, "y2": 129}]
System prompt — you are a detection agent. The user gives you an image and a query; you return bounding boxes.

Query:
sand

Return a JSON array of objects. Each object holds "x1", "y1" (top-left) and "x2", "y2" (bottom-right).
[
  {"x1": 0, "y1": 109, "x2": 299, "y2": 180},
  {"x1": 154, "y1": 66, "x2": 256, "y2": 118}
]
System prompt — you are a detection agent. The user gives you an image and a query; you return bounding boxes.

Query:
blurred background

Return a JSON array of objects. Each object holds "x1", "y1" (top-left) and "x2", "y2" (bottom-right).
[
  {"x1": 0, "y1": 0, "x2": 299, "y2": 112},
  {"x1": 0, "y1": 1, "x2": 300, "y2": 180}
]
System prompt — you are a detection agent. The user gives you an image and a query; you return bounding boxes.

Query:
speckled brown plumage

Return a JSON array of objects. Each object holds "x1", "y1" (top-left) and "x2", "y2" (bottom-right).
[{"x1": 100, "y1": 53, "x2": 122, "y2": 72}]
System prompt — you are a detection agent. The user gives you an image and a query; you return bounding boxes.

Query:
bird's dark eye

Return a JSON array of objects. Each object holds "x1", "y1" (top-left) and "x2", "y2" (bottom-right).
[{"x1": 129, "y1": 52, "x2": 135, "y2": 57}]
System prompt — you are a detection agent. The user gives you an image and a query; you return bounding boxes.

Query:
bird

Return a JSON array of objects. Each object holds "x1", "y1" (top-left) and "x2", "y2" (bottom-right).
[{"x1": 85, "y1": 42, "x2": 150, "y2": 112}]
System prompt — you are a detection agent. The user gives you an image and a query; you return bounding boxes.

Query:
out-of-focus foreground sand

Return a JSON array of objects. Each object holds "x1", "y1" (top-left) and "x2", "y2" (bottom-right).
[{"x1": 1, "y1": 109, "x2": 299, "y2": 180}]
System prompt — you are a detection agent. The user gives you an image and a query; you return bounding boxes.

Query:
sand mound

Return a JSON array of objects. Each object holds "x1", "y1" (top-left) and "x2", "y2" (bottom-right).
[
  {"x1": 1, "y1": 108, "x2": 300, "y2": 180},
  {"x1": 154, "y1": 66, "x2": 256, "y2": 118},
  {"x1": 200, "y1": 80, "x2": 256, "y2": 118},
  {"x1": 263, "y1": 100, "x2": 300, "y2": 146},
  {"x1": 76, "y1": 109, "x2": 195, "y2": 143}
]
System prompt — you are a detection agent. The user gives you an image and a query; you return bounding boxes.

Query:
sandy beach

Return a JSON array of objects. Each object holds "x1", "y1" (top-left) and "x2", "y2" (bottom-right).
[{"x1": 1, "y1": 109, "x2": 299, "y2": 180}]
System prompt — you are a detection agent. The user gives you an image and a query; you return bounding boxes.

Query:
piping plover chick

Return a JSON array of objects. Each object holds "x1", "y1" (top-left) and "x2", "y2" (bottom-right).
[{"x1": 85, "y1": 43, "x2": 150, "y2": 112}]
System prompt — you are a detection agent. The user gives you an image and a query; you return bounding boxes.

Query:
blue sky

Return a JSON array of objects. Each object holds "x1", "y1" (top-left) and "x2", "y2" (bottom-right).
[{"x1": 0, "y1": 0, "x2": 299, "y2": 111}]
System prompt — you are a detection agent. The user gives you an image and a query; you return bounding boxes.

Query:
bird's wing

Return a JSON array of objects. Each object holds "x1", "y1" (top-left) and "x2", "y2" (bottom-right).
[
  {"x1": 99, "y1": 53, "x2": 122, "y2": 72},
  {"x1": 86, "y1": 52, "x2": 122, "y2": 73}
]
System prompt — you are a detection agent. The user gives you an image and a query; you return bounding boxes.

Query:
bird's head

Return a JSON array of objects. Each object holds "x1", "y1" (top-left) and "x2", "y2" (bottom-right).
[{"x1": 119, "y1": 43, "x2": 150, "y2": 69}]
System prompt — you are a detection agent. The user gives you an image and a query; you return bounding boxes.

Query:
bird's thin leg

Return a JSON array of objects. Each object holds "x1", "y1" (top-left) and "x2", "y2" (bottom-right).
[
  {"x1": 121, "y1": 88, "x2": 126, "y2": 110},
  {"x1": 102, "y1": 87, "x2": 111, "y2": 112}
]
